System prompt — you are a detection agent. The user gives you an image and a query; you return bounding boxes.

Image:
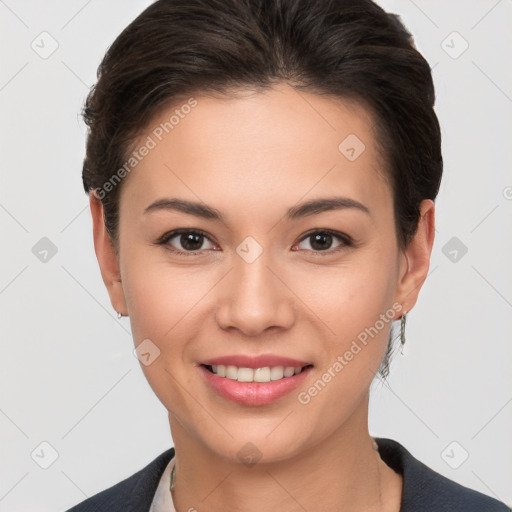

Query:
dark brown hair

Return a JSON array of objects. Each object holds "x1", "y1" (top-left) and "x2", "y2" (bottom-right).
[{"x1": 81, "y1": 0, "x2": 443, "y2": 378}]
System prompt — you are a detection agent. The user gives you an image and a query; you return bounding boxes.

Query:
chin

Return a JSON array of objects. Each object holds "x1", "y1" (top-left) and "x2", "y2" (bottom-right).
[{"x1": 199, "y1": 420, "x2": 313, "y2": 466}]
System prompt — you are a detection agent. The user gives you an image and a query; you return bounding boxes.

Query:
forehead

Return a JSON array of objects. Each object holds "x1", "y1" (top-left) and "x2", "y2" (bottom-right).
[{"x1": 119, "y1": 83, "x2": 391, "y2": 222}]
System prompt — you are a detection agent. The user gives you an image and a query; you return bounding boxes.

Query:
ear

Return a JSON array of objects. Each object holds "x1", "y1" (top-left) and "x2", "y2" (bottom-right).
[
  {"x1": 89, "y1": 191, "x2": 128, "y2": 315},
  {"x1": 394, "y1": 199, "x2": 436, "y2": 316}
]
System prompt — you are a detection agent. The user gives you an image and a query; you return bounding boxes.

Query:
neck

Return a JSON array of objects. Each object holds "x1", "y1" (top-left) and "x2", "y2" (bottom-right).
[{"x1": 168, "y1": 394, "x2": 402, "y2": 512}]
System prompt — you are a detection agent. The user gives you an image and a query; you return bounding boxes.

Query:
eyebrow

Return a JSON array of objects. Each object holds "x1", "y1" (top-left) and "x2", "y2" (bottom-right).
[{"x1": 143, "y1": 197, "x2": 371, "y2": 221}]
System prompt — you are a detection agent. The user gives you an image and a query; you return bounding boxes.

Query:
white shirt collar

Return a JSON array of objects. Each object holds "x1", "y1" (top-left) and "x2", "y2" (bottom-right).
[{"x1": 149, "y1": 455, "x2": 177, "y2": 512}]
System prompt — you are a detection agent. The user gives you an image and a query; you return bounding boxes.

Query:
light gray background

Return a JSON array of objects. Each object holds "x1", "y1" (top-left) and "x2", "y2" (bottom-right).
[{"x1": 1, "y1": 1, "x2": 511, "y2": 510}]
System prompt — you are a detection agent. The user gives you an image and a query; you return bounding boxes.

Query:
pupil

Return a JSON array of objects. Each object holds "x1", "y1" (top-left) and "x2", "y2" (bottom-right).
[
  {"x1": 311, "y1": 233, "x2": 332, "y2": 251},
  {"x1": 181, "y1": 233, "x2": 203, "y2": 251}
]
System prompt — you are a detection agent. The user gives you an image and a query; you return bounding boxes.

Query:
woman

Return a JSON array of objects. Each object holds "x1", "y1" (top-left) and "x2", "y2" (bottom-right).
[{"x1": 65, "y1": 0, "x2": 510, "y2": 510}]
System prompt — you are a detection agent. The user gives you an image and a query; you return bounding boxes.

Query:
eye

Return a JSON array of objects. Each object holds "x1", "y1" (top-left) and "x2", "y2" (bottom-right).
[
  {"x1": 294, "y1": 229, "x2": 352, "y2": 254},
  {"x1": 157, "y1": 229, "x2": 217, "y2": 255},
  {"x1": 156, "y1": 228, "x2": 353, "y2": 256}
]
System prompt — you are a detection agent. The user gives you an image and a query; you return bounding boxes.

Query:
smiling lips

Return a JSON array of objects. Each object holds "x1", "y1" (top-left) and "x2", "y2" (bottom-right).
[{"x1": 199, "y1": 354, "x2": 313, "y2": 406}]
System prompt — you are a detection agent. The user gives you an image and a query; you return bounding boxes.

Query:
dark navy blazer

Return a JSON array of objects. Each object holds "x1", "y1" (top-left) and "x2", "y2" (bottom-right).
[{"x1": 65, "y1": 437, "x2": 510, "y2": 511}]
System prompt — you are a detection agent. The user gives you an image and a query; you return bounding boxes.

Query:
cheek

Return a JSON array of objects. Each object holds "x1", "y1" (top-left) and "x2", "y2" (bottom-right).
[
  {"x1": 119, "y1": 249, "x2": 223, "y2": 397},
  {"x1": 291, "y1": 254, "x2": 398, "y2": 434},
  {"x1": 120, "y1": 251, "x2": 216, "y2": 415},
  {"x1": 291, "y1": 250, "x2": 400, "y2": 415},
  {"x1": 121, "y1": 246, "x2": 213, "y2": 342},
  {"x1": 296, "y1": 249, "x2": 398, "y2": 340}
]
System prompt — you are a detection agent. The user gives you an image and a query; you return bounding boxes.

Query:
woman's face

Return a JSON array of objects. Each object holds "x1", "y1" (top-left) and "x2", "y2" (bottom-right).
[{"x1": 93, "y1": 82, "x2": 433, "y2": 464}]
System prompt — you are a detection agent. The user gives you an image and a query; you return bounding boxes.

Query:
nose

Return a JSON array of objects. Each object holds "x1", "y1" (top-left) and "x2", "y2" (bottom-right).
[{"x1": 215, "y1": 251, "x2": 295, "y2": 337}]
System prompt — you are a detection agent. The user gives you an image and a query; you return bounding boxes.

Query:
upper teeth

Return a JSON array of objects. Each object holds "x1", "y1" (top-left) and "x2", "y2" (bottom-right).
[{"x1": 211, "y1": 365, "x2": 303, "y2": 382}]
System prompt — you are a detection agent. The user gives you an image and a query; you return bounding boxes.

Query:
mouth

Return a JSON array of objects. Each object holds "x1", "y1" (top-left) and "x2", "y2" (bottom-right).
[
  {"x1": 198, "y1": 359, "x2": 314, "y2": 406},
  {"x1": 201, "y1": 363, "x2": 314, "y2": 383}
]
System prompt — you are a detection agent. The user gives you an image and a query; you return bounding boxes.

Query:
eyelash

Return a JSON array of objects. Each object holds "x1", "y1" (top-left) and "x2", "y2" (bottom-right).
[{"x1": 156, "y1": 228, "x2": 354, "y2": 257}]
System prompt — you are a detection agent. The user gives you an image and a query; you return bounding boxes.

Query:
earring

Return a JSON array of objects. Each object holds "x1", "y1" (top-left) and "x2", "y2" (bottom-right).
[
  {"x1": 117, "y1": 311, "x2": 124, "y2": 319},
  {"x1": 400, "y1": 312, "x2": 407, "y2": 345}
]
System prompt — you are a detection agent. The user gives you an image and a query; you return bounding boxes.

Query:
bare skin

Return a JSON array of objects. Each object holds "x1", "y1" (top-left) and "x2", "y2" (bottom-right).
[{"x1": 90, "y1": 82, "x2": 434, "y2": 511}]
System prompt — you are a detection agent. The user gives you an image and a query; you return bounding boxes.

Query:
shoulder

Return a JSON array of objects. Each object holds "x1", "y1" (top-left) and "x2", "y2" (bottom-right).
[
  {"x1": 375, "y1": 437, "x2": 510, "y2": 512},
  {"x1": 64, "y1": 447, "x2": 175, "y2": 512}
]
